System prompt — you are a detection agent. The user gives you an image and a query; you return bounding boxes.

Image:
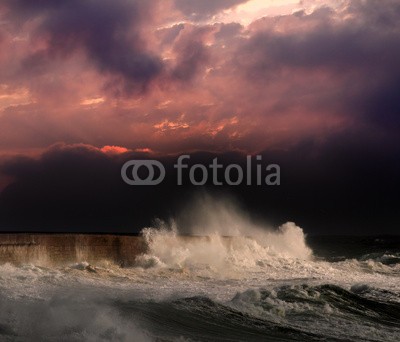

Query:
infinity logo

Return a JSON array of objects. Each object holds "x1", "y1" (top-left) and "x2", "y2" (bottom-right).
[{"x1": 121, "y1": 160, "x2": 166, "y2": 185}]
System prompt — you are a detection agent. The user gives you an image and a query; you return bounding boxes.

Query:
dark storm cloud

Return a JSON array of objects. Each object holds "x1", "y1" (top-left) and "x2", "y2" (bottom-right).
[
  {"x1": 5, "y1": 0, "x2": 163, "y2": 94},
  {"x1": 233, "y1": 1, "x2": 400, "y2": 130},
  {"x1": 3, "y1": 0, "x2": 248, "y2": 96},
  {"x1": 2, "y1": 0, "x2": 399, "y2": 152},
  {"x1": 0, "y1": 140, "x2": 399, "y2": 234},
  {"x1": 214, "y1": 22, "x2": 242, "y2": 40},
  {"x1": 156, "y1": 23, "x2": 185, "y2": 48},
  {"x1": 174, "y1": 0, "x2": 248, "y2": 21},
  {"x1": 243, "y1": 5, "x2": 400, "y2": 71},
  {"x1": 171, "y1": 25, "x2": 212, "y2": 81},
  {"x1": 0, "y1": 143, "x2": 213, "y2": 232}
]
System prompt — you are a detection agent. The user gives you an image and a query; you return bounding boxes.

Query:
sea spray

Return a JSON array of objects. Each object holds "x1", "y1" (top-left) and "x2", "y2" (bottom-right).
[
  {"x1": 134, "y1": 198, "x2": 312, "y2": 271},
  {"x1": 136, "y1": 222, "x2": 311, "y2": 270}
]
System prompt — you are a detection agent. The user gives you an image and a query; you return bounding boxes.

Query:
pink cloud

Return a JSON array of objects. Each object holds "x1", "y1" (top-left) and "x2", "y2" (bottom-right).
[
  {"x1": 0, "y1": 0, "x2": 399, "y2": 156},
  {"x1": 100, "y1": 145, "x2": 130, "y2": 155}
]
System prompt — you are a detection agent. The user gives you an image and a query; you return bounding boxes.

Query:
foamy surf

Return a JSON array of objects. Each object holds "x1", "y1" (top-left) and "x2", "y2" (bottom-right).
[
  {"x1": 0, "y1": 200, "x2": 399, "y2": 341},
  {"x1": 135, "y1": 221, "x2": 311, "y2": 272}
]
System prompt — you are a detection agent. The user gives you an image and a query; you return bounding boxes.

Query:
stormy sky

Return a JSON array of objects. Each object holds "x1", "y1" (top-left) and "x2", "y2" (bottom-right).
[{"x1": 0, "y1": 0, "x2": 399, "y2": 234}]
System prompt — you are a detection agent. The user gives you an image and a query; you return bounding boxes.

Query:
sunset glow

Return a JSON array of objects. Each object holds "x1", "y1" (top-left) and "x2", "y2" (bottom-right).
[{"x1": 2, "y1": 0, "x2": 396, "y2": 156}]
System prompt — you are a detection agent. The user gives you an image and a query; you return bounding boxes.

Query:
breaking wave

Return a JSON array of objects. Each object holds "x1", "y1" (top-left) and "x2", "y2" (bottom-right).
[
  {"x1": 1, "y1": 282, "x2": 399, "y2": 342},
  {"x1": 0, "y1": 197, "x2": 399, "y2": 341},
  {"x1": 134, "y1": 196, "x2": 312, "y2": 272}
]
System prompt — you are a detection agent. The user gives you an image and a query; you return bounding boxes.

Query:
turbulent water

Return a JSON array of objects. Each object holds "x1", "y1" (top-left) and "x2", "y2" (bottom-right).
[{"x1": 0, "y1": 212, "x2": 399, "y2": 341}]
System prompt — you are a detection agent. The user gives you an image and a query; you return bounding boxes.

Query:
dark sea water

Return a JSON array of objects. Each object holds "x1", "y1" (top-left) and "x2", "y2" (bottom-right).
[
  {"x1": 308, "y1": 235, "x2": 400, "y2": 263},
  {"x1": 0, "y1": 227, "x2": 399, "y2": 341}
]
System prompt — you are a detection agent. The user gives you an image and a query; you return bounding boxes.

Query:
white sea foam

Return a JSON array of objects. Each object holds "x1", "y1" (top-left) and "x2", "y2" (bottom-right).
[
  {"x1": 0, "y1": 197, "x2": 399, "y2": 341},
  {"x1": 136, "y1": 196, "x2": 312, "y2": 273},
  {"x1": 137, "y1": 221, "x2": 312, "y2": 271}
]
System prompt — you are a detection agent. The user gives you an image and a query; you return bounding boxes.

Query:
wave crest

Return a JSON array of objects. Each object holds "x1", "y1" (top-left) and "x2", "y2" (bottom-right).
[{"x1": 136, "y1": 221, "x2": 312, "y2": 271}]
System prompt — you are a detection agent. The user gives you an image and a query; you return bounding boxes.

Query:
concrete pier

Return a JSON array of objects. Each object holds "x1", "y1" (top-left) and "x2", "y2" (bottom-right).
[{"x1": 0, "y1": 234, "x2": 147, "y2": 266}]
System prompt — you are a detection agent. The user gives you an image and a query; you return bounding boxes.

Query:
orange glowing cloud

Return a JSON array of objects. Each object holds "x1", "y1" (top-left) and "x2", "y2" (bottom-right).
[{"x1": 100, "y1": 145, "x2": 130, "y2": 155}]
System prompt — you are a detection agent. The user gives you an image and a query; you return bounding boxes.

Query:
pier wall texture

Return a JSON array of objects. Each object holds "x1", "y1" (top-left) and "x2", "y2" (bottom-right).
[{"x1": 0, "y1": 234, "x2": 148, "y2": 266}]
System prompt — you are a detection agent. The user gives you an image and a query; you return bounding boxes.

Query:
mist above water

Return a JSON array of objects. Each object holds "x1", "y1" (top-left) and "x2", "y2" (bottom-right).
[{"x1": 135, "y1": 195, "x2": 312, "y2": 270}]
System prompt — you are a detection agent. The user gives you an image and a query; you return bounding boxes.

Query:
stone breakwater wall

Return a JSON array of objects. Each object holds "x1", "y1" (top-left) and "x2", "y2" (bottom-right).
[{"x1": 0, "y1": 234, "x2": 148, "y2": 266}]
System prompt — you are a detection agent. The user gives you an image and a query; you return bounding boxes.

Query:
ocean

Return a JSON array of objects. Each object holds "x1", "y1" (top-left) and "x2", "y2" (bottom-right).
[{"x1": 0, "y1": 224, "x2": 399, "y2": 341}]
